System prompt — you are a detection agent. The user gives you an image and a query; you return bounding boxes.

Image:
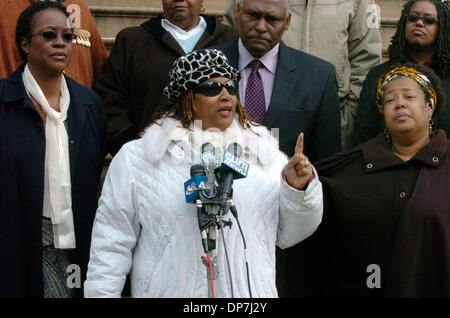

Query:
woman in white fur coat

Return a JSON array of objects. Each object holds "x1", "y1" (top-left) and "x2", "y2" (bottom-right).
[{"x1": 84, "y1": 49, "x2": 323, "y2": 298}]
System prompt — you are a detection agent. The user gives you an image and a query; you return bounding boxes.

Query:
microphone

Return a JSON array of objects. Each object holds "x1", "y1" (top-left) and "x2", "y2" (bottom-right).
[
  {"x1": 217, "y1": 142, "x2": 249, "y2": 210},
  {"x1": 201, "y1": 142, "x2": 222, "y2": 197},
  {"x1": 201, "y1": 142, "x2": 215, "y2": 164},
  {"x1": 183, "y1": 164, "x2": 210, "y2": 253},
  {"x1": 184, "y1": 164, "x2": 208, "y2": 203},
  {"x1": 198, "y1": 143, "x2": 219, "y2": 255}
]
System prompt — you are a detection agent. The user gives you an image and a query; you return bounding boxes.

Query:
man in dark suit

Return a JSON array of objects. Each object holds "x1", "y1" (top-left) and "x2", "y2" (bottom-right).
[
  {"x1": 213, "y1": 0, "x2": 341, "y2": 297},
  {"x1": 214, "y1": 0, "x2": 341, "y2": 161}
]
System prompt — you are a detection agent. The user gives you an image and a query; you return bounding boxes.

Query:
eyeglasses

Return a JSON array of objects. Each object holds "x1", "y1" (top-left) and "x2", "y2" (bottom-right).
[
  {"x1": 193, "y1": 79, "x2": 239, "y2": 97},
  {"x1": 406, "y1": 13, "x2": 438, "y2": 25},
  {"x1": 30, "y1": 30, "x2": 76, "y2": 42}
]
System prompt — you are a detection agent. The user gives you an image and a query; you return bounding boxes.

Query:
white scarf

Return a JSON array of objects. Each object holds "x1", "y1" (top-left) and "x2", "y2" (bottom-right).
[
  {"x1": 161, "y1": 16, "x2": 206, "y2": 41},
  {"x1": 23, "y1": 64, "x2": 75, "y2": 249}
]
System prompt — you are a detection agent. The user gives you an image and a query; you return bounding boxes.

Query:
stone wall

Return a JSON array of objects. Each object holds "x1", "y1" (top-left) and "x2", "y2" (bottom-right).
[{"x1": 85, "y1": 0, "x2": 409, "y2": 59}]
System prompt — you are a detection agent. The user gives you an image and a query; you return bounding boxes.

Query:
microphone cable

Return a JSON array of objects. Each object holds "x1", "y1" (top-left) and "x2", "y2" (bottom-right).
[
  {"x1": 230, "y1": 203, "x2": 252, "y2": 298},
  {"x1": 206, "y1": 252, "x2": 215, "y2": 298},
  {"x1": 219, "y1": 207, "x2": 234, "y2": 298}
]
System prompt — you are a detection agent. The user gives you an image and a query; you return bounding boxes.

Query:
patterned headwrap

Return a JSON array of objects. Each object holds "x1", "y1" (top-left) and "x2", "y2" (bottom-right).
[
  {"x1": 376, "y1": 66, "x2": 438, "y2": 114},
  {"x1": 163, "y1": 49, "x2": 241, "y2": 103}
]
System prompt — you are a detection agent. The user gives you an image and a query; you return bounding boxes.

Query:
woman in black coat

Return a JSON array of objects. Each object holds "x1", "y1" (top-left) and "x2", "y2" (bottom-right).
[
  {"x1": 353, "y1": 0, "x2": 449, "y2": 146},
  {"x1": 0, "y1": 1, "x2": 106, "y2": 297},
  {"x1": 315, "y1": 63, "x2": 449, "y2": 297}
]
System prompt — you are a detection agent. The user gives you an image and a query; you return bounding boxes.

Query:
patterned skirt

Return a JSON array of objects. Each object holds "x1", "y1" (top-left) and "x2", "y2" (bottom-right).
[{"x1": 42, "y1": 217, "x2": 74, "y2": 298}]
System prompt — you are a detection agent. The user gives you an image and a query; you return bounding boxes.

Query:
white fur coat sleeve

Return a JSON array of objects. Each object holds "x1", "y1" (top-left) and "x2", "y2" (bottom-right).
[
  {"x1": 277, "y1": 164, "x2": 323, "y2": 249},
  {"x1": 84, "y1": 146, "x2": 140, "y2": 298},
  {"x1": 251, "y1": 124, "x2": 323, "y2": 250}
]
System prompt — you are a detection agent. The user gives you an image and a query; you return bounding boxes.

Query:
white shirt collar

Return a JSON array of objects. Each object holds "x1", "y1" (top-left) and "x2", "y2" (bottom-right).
[{"x1": 161, "y1": 16, "x2": 207, "y2": 41}]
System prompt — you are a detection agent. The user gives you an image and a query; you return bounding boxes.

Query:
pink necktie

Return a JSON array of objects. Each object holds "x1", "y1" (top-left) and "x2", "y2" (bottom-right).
[{"x1": 244, "y1": 60, "x2": 266, "y2": 124}]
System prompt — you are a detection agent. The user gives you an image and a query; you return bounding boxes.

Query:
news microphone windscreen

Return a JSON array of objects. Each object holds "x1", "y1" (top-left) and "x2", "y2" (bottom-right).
[
  {"x1": 184, "y1": 174, "x2": 208, "y2": 204},
  {"x1": 220, "y1": 143, "x2": 249, "y2": 180},
  {"x1": 201, "y1": 142, "x2": 223, "y2": 170},
  {"x1": 201, "y1": 142, "x2": 215, "y2": 154},
  {"x1": 226, "y1": 142, "x2": 242, "y2": 158}
]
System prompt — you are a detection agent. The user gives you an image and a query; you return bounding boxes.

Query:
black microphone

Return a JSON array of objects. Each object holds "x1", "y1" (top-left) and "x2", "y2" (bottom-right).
[
  {"x1": 186, "y1": 164, "x2": 210, "y2": 252},
  {"x1": 191, "y1": 164, "x2": 206, "y2": 177},
  {"x1": 184, "y1": 164, "x2": 208, "y2": 203},
  {"x1": 218, "y1": 142, "x2": 249, "y2": 211}
]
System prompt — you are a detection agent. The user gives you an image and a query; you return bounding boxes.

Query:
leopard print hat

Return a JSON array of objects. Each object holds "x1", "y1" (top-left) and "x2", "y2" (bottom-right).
[{"x1": 163, "y1": 49, "x2": 241, "y2": 103}]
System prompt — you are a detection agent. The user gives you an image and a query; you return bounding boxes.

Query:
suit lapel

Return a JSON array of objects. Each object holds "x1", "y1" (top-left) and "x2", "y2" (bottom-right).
[
  {"x1": 4, "y1": 65, "x2": 39, "y2": 112},
  {"x1": 222, "y1": 41, "x2": 299, "y2": 128},
  {"x1": 223, "y1": 39, "x2": 240, "y2": 69},
  {"x1": 262, "y1": 43, "x2": 299, "y2": 128},
  {"x1": 66, "y1": 78, "x2": 89, "y2": 177}
]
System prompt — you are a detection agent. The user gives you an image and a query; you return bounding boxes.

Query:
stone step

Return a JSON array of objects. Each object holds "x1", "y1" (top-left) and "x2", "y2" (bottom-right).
[
  {"x1": 380, "y1": 18, "x2": 398, "y2": 57},
  {"x1": 87, "y1": 0, "x2": 408, "y2": 57},
  {"x1": 85, "y1": 0, "x2": 226, "y2": 10},
  {"x1": 377, "y1": 0, "x2": 408, "y2": 19},
  {"x1": 90, "y1": 6, "x2": 224, "y2": 39},
  {"x1": 85, "y1": 0, "x2": 163, "y2": 7},
  {"x1": 85, "y1": 0, "x2": 407, "y2": 17}
]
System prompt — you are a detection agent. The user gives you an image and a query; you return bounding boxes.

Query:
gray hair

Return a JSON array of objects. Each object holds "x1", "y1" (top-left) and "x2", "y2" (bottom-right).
[{"x1": 238, "y1": 0, "x2": 291, "y2": 10}]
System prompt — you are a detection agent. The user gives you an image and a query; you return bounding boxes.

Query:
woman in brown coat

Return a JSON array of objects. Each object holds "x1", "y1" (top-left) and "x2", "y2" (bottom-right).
[
  {"x1": 312, "y1": 63, "x2": 449, "y2": 297},
  {"x1": 94, "y1": 0, "x2": 237, "y2": 155}
]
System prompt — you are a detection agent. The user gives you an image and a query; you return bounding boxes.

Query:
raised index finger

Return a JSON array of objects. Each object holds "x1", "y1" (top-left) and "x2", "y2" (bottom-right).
[{"x1": 295, "y1": 132, "x2": 304, "y2": 155}]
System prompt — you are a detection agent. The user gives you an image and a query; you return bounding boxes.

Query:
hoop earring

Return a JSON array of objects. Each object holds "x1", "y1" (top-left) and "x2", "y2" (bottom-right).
[{"x1": 384, "y1": 128, "x2": 392, "y2": 144}]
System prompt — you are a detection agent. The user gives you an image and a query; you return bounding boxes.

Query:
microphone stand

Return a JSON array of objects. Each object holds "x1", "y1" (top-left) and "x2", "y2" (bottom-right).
[
  {"x1": 204, "y1": 157, "x2": 219, "y2": 298},
  {"x1": 195, "y1": 143, "x2": 242, "y2": 297},
  {"x1": 192, "y1": 142, "x2": 249, "y2": 297},
  {"x1": 206, "y1": 202, "x2": 218, "y2": 299},
  {"x1": 196, "y1": 196, "x2": 232, "y2": 298}
]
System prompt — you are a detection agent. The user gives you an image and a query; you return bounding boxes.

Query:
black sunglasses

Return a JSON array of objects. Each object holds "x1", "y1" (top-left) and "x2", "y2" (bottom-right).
[
  {"x1": 406, "y1": 13, "x2": 438, "y2": 25},
  {"x1": 30, "y1": 30, "x2": 76, "y2": 42},
  {"x1": 193, "y1": 79, "x2": 239, "y2": 97}
]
